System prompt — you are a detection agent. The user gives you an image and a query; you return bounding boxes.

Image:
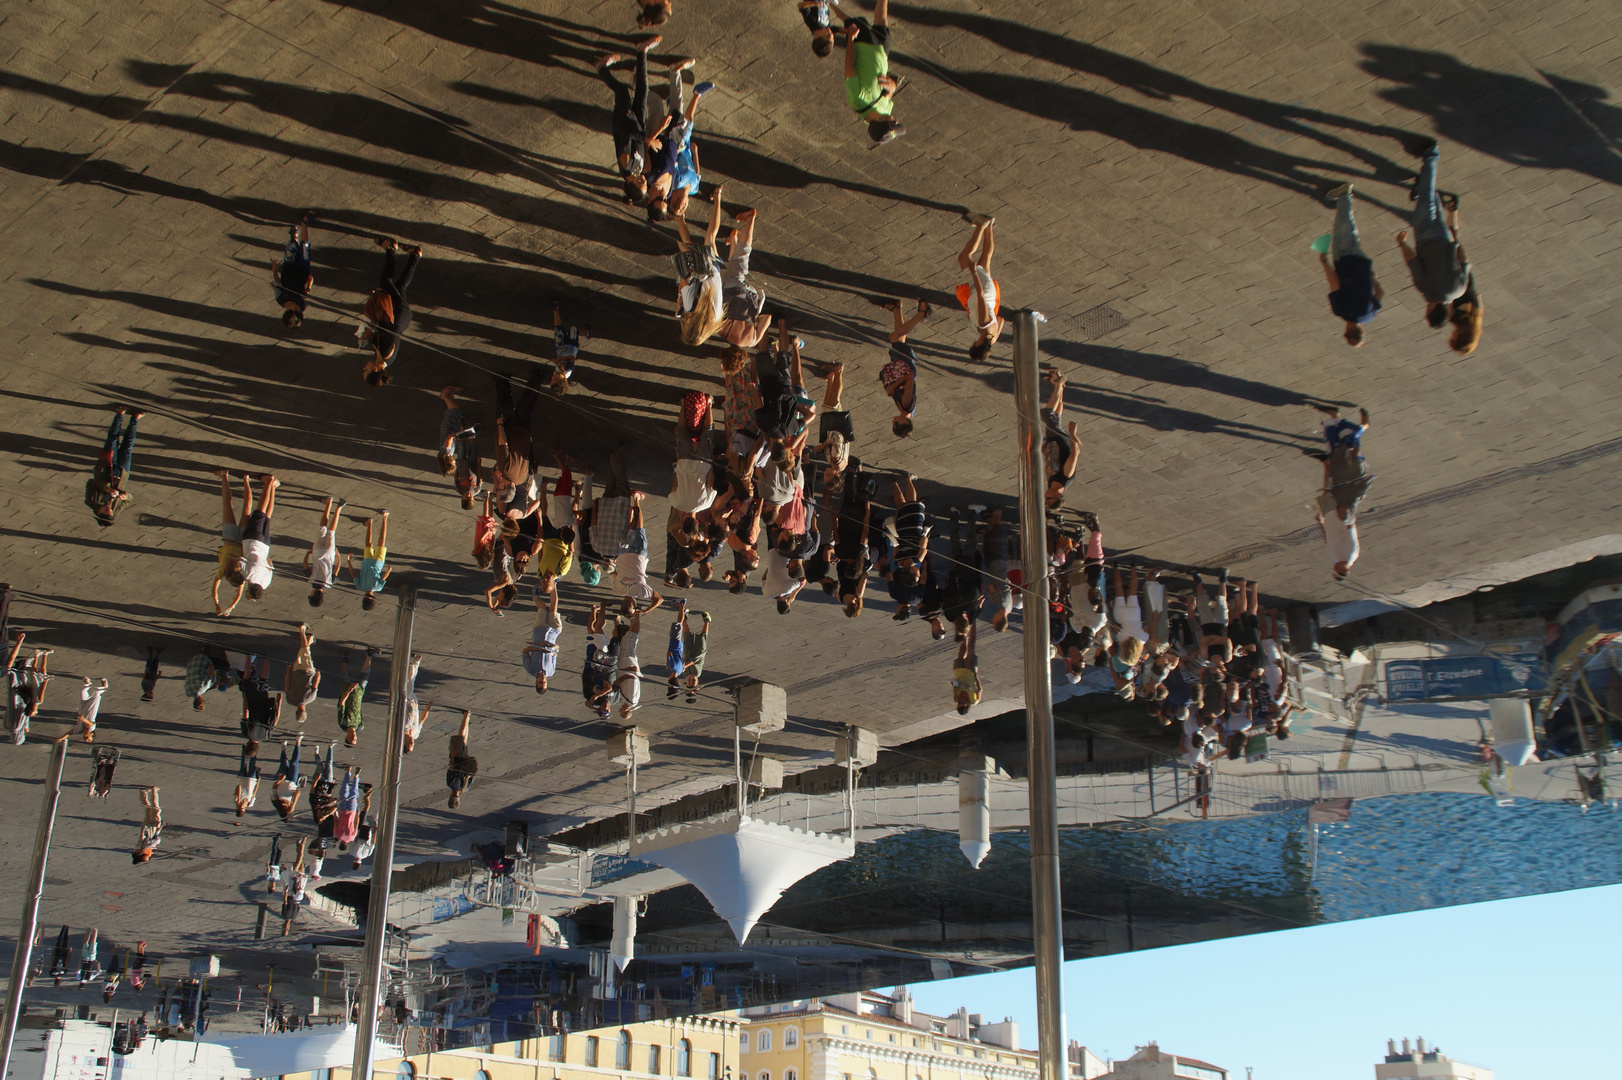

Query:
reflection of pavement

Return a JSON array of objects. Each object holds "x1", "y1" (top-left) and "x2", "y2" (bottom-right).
[{"x1": 3, "y1": 0, "x2": 1622, "y2": 1005}]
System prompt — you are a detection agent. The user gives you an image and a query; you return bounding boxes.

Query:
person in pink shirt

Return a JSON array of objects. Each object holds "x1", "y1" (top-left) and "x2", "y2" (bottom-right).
[{"x1": 333, "y1": 765, "x2": 362, "y2": 845}]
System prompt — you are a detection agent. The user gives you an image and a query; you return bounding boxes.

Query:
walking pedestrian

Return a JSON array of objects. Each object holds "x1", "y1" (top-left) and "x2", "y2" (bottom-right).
[
  {"x1": 951, "y1": 621, "x2": 982, "y2": 715},
  {"x1": 980, "y1": 508, "x2": 1017, "y2": 632},
  {"x1": 642, "y1": 60, "x2": 708, "y2": 222},
  {"x1": 6, "y1": 633, "x2": 51, "y2": 744},
  {"x1": 336, "y1": 648, "x2": 377, "y2": 747},
  {"x1": 491, "y1": 372, "x2": 539, "y2": 498},
  {"x1": 182, "y1": 647, "x2": 233, "y2": 711},
  {"x1": 522, "y1": 581, "x2": 563, "y2": 693},
  {"x1": 401, "y1": 654, "x2": 423, "y2": 753},
  {"x1": 361, "y1": 238, "x2": 423, "y2": 385},
  {"x1": 1449, "y1": 273, "x2": 1484, "y2": 355},
  {"x1": 334, "y1": 767, "x2": 362, "y2": 844},
  {"x1": 549, "y1": 300, "x2": 591, "y2": 393},
  {"x1": 798, "y1": 0, "x2": 836, "y2": 56},
  {"x1": 834, "y1": 0, "x2": 905, "y2": 143},
  {"x1": 435, "y1": 387, "x2": 482, "y2": 508},
  {"x1": 238, "y1": 474, "x2": 279, "y2": 601},
  {"x1": 1320, "y1": 184, "x2": 1382, "y2": 345},
  {"x1": 235, "y1": 740, "x2": 259, "y2": 817},
  {"x1": 239, "y1": 654, "x2": 282, "y2": 745},
  {"x1": 1396, "y1": 142, "x2": 1470, "y2": 327},
  {"x1": 835, "y1": 462, "x2": 873, "y2": 618},
  {"x1": 284, "y1": 623, "x2": 321, "y2": 722},
  {"x1": 85, "y1": 407, "x2": 142, "y2": 527},
  {"x1": 1039, "y1": 369, "x2": 1080, "y2": 509},
  {"x1": 876, "y1": 298, "x2": 928, "y2": 438},
  {"x1": 597, "y1": 37, "x2": 662, "y2": 203},
  {"x1": 272, "y1": 211, "x2": 315, "y2": 329},
  {"x1": 1313, "y1": 406, "x2": 1370, "y2": 579},
  {"x1": 446, "y1": 710, "x2": 478, "y2": 809},
  {"x1": 345, "y1": 513, "x2": 391, "y2": 611},
  {"x1": 675, "y1": 191, "x2": 727, "y2": 345},
  {"x1": 956, "y1": 214, "x2": 1004, "y2": 360},
  {"x1": 940, "y1": 507, "x2": 984, "y2": 638},
  {"x1": 593, "y1": 600, "x2": 646, "y2": 720},
  {"x1": 718, "y1": 204, "x2": 771, "y2": 347},
  {"x1": 133, "y1": 786, "x2": 162, "y2": 864},
  {"x1": 266, "y1": 835, "x2": 285, "y2": 893},
  {"x1": 88, "y1": 746, "x2": 118, "y2": 797},
  {"x1": 210, "y1": 470, "x2": 248, "y2": 617},
  {"x1": 615, "y1": 492, "x2": 665, "y2": 608},
  {"x1": 582, "y1": 604, "x2": 617, "y2": 717},
  {"x1": 140, "y1": 645, "x2": 162, "y2": 702},
  {"x1": 78, "y1": 928, "x2": 100, "y2": 987},
  {"x1": 49, "y1": 925, "x2": 72, "y2": 985},
  {"x1": 74, "y1": 676, "x2": 107, "y2": 743},
  {"x1": 271, "y1": 736, "x2": 305, "y2": 820}
]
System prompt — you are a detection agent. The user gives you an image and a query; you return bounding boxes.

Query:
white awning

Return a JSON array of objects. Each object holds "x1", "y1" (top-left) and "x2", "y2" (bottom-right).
[{"x1": 631, "y1": 812, "x2": 855, "y2": 943}]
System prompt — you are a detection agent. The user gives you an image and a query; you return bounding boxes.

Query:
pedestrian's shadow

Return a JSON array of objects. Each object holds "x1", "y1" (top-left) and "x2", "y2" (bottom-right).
[
  {"x1": 894, "y1": 4, "x2": 1422, "y2": 184},
  {"x1": 1359, "y1": 46, "x2": 1622, "y2": 186}
]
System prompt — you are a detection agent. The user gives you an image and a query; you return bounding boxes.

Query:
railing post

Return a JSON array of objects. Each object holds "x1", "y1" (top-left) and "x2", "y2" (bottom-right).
[
  {"x1": 351, "y1": 581, "x2": 417, "y2": 1080},
  {"x1": 0, "y1": 734, "x2": 71, "y2": 1077},
  {"x1": 1012, "y1": 310, "x2": 1065, "y2": 1080}
]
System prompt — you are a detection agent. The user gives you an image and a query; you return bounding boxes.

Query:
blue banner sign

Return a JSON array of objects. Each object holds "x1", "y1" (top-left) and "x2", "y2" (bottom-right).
[{"x1": 1384, "y1": 653, "x2": 1545, "y2": 702}]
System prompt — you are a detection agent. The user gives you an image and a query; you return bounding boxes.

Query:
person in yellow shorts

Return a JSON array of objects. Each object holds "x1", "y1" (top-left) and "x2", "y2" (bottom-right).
[{"x1": 951, "y1": 621, "x2": 982, "y2": 716}]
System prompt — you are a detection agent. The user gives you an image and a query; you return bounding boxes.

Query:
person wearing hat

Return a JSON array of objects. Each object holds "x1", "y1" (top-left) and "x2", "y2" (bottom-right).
[{"x1": 834, "y1": 0, "x2": 905, "y2": 143}]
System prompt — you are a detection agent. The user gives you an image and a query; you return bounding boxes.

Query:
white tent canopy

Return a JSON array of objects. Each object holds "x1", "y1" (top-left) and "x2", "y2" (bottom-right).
[{"x1": 630, "y1": 812, "x2": 855, "y2": 943}]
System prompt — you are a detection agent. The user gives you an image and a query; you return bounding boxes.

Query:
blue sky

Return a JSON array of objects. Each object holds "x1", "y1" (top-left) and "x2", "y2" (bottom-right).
[{"x1": 906, "y1": 885, "x2": 1619, "y2": 1079}]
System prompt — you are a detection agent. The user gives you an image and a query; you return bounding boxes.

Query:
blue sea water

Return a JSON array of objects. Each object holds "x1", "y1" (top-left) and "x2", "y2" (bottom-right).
[{"x1": 1310, "y1": 791, "x2": 1622, "y2": 920}]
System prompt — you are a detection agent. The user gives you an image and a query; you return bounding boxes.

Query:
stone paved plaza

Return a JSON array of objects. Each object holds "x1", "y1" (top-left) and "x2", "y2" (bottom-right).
[{"x1": 0, "y1": 0, "x2": 1620, "y2": 1005}]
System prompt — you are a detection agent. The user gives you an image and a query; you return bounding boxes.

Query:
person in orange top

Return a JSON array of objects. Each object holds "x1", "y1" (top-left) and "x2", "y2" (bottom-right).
[{"x1": 956, "y1": 213, "x2": 1005, "y2": 361}]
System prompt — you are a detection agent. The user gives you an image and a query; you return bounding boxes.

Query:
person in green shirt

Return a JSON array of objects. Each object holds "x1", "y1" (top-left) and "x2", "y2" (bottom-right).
[{"x1": 834, "y1": 0, "x2": 904, "y2": 143}]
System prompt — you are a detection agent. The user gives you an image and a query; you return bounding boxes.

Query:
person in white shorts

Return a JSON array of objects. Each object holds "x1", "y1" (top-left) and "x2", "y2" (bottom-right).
[
  {"x1": 600, "y1": 599, "x2": 645, "y2": 721},
  {"x1": 1111, "y1": 566, "x2": 1147, "y2": 666},
  {"x1": 284, "y1": 623, "x2": 321, "y2": 723},
  {"x1": 401, "y1": 654, "x2": 424, "y2": 752},
  {"x1": 305, "y1": 496, "x2": 345, "y2": 607},
  {"x1": 956, "y1": 214, "x2": 1005, "y2": 361}
]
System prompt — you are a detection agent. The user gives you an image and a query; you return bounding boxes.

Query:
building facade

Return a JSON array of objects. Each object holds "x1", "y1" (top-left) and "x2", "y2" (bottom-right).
[
  {"x1": 298, "y1": 1012, "x2": 739, "y2": 1080},
  {"x1": 1085, "y1": 1044, "x2": 1226, "y2": 1080},
  {"x1": 1374, "y1": 1038, "x2": 1493, "y2": 1080},
  {"x1": 734, "y1": 989, "x2": 1037, "y2": 1080}
]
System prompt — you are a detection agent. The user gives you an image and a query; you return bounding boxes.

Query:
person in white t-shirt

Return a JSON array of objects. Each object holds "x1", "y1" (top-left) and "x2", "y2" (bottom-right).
[
  {"x1": 598, "y1": 599, "x2": 647, "y2": 721},
  {"x1": 304, "y1": 496, "x2": 345, "y2": 608},
  {"x1": 1111, "y1": 566, "x2": 1147, "y2": 659},
  {"x1": 238, "y1": 474, "x2": 279, "y2": 601},
  {"x1": 74, "y1": 676, "x2": 107, "y2": 743}
]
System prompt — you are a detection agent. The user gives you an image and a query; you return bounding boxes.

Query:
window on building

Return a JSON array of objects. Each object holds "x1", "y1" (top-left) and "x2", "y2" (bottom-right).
[
  {"x1": 650, "y1": 1045, "x2": 663, "y2": 1074},
  {"x1": 888, "y1": 1035, "x2": 896, "y2": 1044},
  {"x1": 618, "y1": 1031, "x2": 633, "y2": 1069},
  {"x1": 867, "y1": 1069, "x2": 877, "y2": 1079},
  {"x1": 973, "y1": 1050, "x2": 984, "y2": 1060},
  {"x1": 709, "y1": 1053, "x2": 721, "y2": 1080},
  {"x1": 678, "y1": 1039, "x2": 693, "y2": 1077},
  {"x1": 954, "y1": 1047, "x2": 963, "y2": 1056},
  {"x1": 759, "y1": 1071, "x2": 771, "y2": 1080},
  {"x1": 587, "y1": 1037, "x2": 600, "y2": 1067},
  {"x1": 759, "y1": 1031, "x2": 772, "y2": 1053},
  {"x1": 912, "y1": 1039, "x2": 921, "y2": 1049},
  {"x1": 785, "y1": 1070, "x2": 797, "y2": 1080},
  {"x1": 396, "y1": 1065, "x2": 416, "y2": 1080},
  {"x1": 785, "y1": 1029, "x2": 799, "y2": 1049},
  {"x1": 865, "y1": 1031, "x2": 873, "y2": 1041},
  {"x1": 741, "y1": 1033, "x2": 751, "y2": 1054},
  {"x1": 841, "y1": 1027, "x2": 850, "y2": 1036},
  {"x1": 477, "y1": 1072, "x2": 494, "y2": 1080},
  {"x1": 550, "y1": 1035, "x2": 566, "y2": 1063}
]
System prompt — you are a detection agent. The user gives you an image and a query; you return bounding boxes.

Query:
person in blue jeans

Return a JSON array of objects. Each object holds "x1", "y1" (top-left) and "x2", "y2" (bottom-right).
[
  {"x1": 272, "y1": 211, "x2": 315, "y2": 329},
  {"x1": 1396, "y1": 142, "x2": 1470, "y2": 328},
  {"x1": 1320, "y1": 184, "x2": 1382, "y2": 346},
  {"x1": 85, "y1": 407, "x2": 142, "y2": 527}
]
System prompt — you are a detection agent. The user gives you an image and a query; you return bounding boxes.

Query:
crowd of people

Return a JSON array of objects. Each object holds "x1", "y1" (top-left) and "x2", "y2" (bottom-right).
[{"x1": 12, "y1": 0, "x2": 1494, "y2": 968}]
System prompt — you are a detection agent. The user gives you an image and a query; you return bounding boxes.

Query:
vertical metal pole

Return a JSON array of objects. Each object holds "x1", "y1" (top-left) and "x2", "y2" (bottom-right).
[
  {"x1": 351, "y1": 582, "x2": 416, "y2": 1080},
  {"x1": 0, "y1": 734, "x2": 70, "y2": 1078},
  {"x1": 1012, "y1": 311, "x2": 1065, "y2": 1080}
]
